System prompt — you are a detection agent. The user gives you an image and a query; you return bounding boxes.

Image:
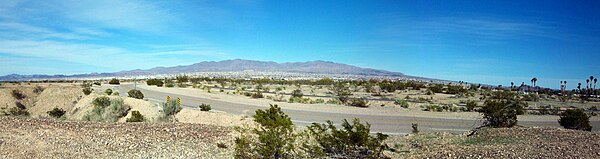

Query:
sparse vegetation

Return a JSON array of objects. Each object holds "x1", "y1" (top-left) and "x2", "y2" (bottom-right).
[
  {"x1": 234, "y1": 104, "x2": 297, "y2": 158},
  {"x1": 558, "y1": 109, "x2": 592, "y2": 131},
  {"x1": 146, "y1": 79, "x2": 164, "y2": 87},
  {"x1": 291, "y1": 89, "x2": 303, "y2": 98},
  {"x1": 199, "y1": 104, "x2": 211, "y2": 111},
  {"x1": 5, "y1": 107, "x2": 29, "y2": 116},
  {"x1": 47, "y1": 107, "x2": 66, "y2": 118},
  {"x1": 305, "y1": 118, "x2": 389, "y2": 158},
  {"x1": 105, "y1": 89, "x2": 113, "y2": 95},
  {"x1": 466, "y1": 100, "x2": 477, "y2": 112},
  {"x1": 331, "y1": 82, "x2": 352, "y2": 104},
  {"x1": 127, "y1": 89, "x2": 144, "y2": 99},
  {"x1": 126, "y1": 110, "x2": 145, "y2": 122},
  {"x1": 84, "y1": 97, "x2": 130, "y2": 122},
  {"x1": 479, "y1": 99, "x2": 522, "y2": 128},
  {"x1": 348, "y1": 98, "x2": 369, "y2": 107},
  {"x1": 109, "y1": 78, "x2": 120, "y2": 85},
  {"x1": 82, "y1": 82, "x2": 93, "y2": 95},
  {"x1": 33, "y1": 85, "x2": 45, "y2": 94},
  {"x1": 160, "y1": 99, "x2": 182, "y2": 118},
  {"x1": 11, "y1": 90, "x2": 25, "y2": 100}
]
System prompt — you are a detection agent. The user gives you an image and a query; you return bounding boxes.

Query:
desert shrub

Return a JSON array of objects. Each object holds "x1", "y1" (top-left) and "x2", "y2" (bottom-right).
[
  {"x1": 11, "y1": 90, "x2": 25, "y2": 100},
  {"x1": 423, "y1": 104, "x2": 441, "y2": 112},
  {"x1": 177, "y1": 83, "x2": 187, "y2": 88},
  {"x1": 446, "y1": 85, "x2": 467, "y2": 94},
  {"x1": 558, "y1": 109, "x2": 592, "y2": 131},
  {"x1": 146, "y1": 79, "x2": 164, "y2": 87},
  {"x1": 47, "y1": 107, "x2": 66, "y2": 118},
  {"x1": 348, "y1": 98, "x2": 369, "y2": 107},
  {"x1": 331, "y1": 83, "x2": 352, "y2": 103},
  {"x1": 160, "y1": 100, "x2": 182, "y2": 117},
  {"x1": 108, "y1": 78, "x2": 120, "y2": 85},
  {"x1": 313, "y1": 98, "x2": 325, "y2": 104},
  {"x1": 427, "y1": 84, "x2": 443, "y2": 93},
  {"x1": 234, "y1": 104, "x2": 297, "y2": 158},
  {"x1": 15, "y1": 101, "x2": 26, "y2": 109},
  {"x1": 126, "y1": 110, "x2": 145, "y2": 122},
  {"x1": 105, "y1": 89, "x2": 113, "y2": 95},
  {"x1": 288, "y1": 96, "x2": 310, "y2": 104},
  {"x1": 176, "y1": 75, "x2": 189, "y2": 83},
  {"x1": 84, "y1": 97, "x2": 130, "y2": 122},
  {"x1": 466, "y1": 100, "x2": 477, "y2": 111},
  {"x1": 165, "y1": 83, "x2": 175, "y2": 87},
  {"x1": 251, "y1": 92, "x2": 264, "y2": 98},
  {"x1": 479, "y1": 100, "x2": 523, "y2": 128},
  {"x1": 7, "y1": 107, "x2": 29, "y2": 116},
  {"x1": 305, "y1": 118, "x2": 389, "y2": 158},
  {"x1": 82, "y1": 82, "x2": 93, "y2": 95},
  {"x1": 199, "y1": 104, "x2": 211, "y2": 111},
  {"x1": 291, "y1": 89, "x2": 303, "y2": 98},
  {"x1": 127, "y1": 89, "x2": 144, "y2": 99},
  {"x1": 93, "y1": 96, "x2": 111, "y2": 108},
  {"x1": 113, "y1": 92, "x2": 120, "y2": 96},
  {"x1": 33, "y1": 85, "x2": 45, "y2": 94},
  {"x1": 395, "y1": 99, "x2": 409, "y2": 108},
  {"x1": 326, "y1": 98, "x2": 342, "y2": 105},
  {"x1": 93, "y1": 82, "x2": 101, "y2": 86},
  {"x1": 412, "y1": 123, "x2": 419, "y2": 134}
]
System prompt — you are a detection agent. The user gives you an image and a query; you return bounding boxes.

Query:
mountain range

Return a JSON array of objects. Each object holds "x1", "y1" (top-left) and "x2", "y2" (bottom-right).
[{"x1": 0, "y1": 59, "x2": 406, "y2": 81}]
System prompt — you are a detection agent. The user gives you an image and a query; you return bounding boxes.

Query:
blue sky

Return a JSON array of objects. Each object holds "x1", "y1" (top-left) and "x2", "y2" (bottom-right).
[{"x1": 0, "y1": 0, "x2": 599, "y2": 89}]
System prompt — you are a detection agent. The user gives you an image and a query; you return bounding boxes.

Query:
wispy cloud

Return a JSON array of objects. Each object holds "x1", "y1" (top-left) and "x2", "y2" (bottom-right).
[{"x1": 378, "y1": 17, "x2": 561, "y2": 45}]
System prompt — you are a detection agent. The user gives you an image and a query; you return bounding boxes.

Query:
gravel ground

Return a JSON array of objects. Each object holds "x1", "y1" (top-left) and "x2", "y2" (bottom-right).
[
  {"x1": 0, "y1": 117, "x2": 233, "y2": 159},
  {"x1": 387, "y1": 126, "x2": 600, "y2": 158}
]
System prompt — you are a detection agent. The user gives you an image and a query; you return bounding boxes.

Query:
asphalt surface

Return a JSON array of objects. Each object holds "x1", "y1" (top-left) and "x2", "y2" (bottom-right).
[{"x1": 113, "y1": 84, "x2": 599, "y2": 134}]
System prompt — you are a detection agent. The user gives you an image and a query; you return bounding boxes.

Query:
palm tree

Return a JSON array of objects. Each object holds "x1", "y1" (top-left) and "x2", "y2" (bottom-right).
[
  {"x1": 511, "y1": 82, "x2": 514, "y2": 90},
  {"x1": 578, "y1": 83, "x2": 582, "y2": 94},
  {"x1": 560, "y1": 81, "x2": 564, "y2": 92},
  {"x1": 594, "y1": 78, "x2": 598, "y2": 96},
  {"x1": 586, "y1": 79, "x2": 590, "y2": 96}
]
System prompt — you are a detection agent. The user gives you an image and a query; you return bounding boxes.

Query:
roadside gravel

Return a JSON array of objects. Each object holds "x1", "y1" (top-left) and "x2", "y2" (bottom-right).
[{"x1": 0, "y1": 117, "x2": 233, "y2": 159}]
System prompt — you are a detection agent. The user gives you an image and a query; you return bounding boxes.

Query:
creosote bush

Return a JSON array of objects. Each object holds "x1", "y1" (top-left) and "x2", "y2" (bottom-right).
[
  {"x1": 291, "y1": 89, "x2": 303, "y2": 98},
  {"x1": 11, "y1": 90, "x2": 25, "y2": 100},
  {"x1": 126, "y1": 110, "x2": 145, "y2": 122},
  {"x1": 108, "y1": 78, "x2": 120, "y2": 85},
  {"x1": 305, "y1": 118, "x2": 389, "y2": 159},
  {"x1": 84, "y1": 97, "x2": 130, "y2": 122},
  {"x1": 466, "y1": 100, "x2": 477, "y2": 112},
  {"x1": 479, "y1": 99, "x2": 523, "y2": 128},
  {"x1": 82, "y1": 82, "x2": 93, "y2": 95},
  {"x1": 348, "y1": 98, "x2": 369, "y2": 107},
  {"x1": 146, "y1": 79, "x2": 164, "y2": 87},
  {"x1": 199, "y1": 104, "x2": 211, "y2": 111},
  {"x1": 4, "y1": 107, "x2": 29, "y2": 116},
  {"x1": 47, "y1": 107, "x2": 66, "y2": 118},
  {"x1": 558, "y1": 109, "x2": 592, "y2": 131},
  {"x1": 127, "y1": 89, "x2": 144, "y2": 99},
  {"x1": 105, "y1": 89, "x2": 113, "y2": 95},
  {"x1": 33, "y1": 85, "x2": 45, "y2": 94}
]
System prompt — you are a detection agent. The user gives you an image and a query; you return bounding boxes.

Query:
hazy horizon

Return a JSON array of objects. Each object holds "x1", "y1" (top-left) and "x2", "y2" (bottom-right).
[{"x1": 1, "y1": 0, "x2": 599, "y2": 89}]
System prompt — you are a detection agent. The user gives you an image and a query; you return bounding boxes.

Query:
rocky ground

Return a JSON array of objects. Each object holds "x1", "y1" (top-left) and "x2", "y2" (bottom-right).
[
  {"x1": 0, "y1": 117, "x2": 233, "y2": 158},
  {"x1": 388, "y1": 126, "x2": 600, "y2": 158}
]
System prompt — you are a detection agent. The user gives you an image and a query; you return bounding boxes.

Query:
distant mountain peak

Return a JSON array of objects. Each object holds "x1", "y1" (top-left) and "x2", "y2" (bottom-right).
[{"x1": 0, "y1": 59, "x2": 405, "y2": 81}]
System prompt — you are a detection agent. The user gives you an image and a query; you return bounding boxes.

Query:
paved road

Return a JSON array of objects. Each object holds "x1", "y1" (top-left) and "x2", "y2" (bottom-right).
[{"x1": 113, "y1": 84, "x2": 599, "y2": 134}]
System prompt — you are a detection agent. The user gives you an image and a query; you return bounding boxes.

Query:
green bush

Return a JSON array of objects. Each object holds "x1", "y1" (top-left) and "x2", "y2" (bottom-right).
[
  {"x1": 105, "y1": 89, "x2": 113, "y2": 95},
  {"x1": 395, "y1": 99, "x2": 409, "y2": 108},
  {"x1": 331, "y1": 83, "x2": 352, "y2": 103},
  {"x1": 93, "y1": 96, "x2": 111, "y2": 108},
  {"x1": 466, "y1": 100, "x2": 477, "y2": 112},
  {"x1": 84, "y1": 97, "x2": 130, "y2": 122},
  {"x1": 126, "y1": 110, "x2": 145, "y2": 122},
  {"x1": 33, "y1": 85, "x2": 45, "y2": 94},
  {"x1": 160, "y1": 100, "x2": 182, "y2": 117},
  {"x1": 109, "y1": 78, "x2": 120, "y2": 85},
  {"x1": 165, "y1": 83, "x2": 175, "y2": 87},
  {"x1": 6, "y1": 107, "x2": 29, "y2": 116},
  {"x1": 127, "y1": 89, "x2": 144, "y2": 99},
  {"x1": 113, "y1": 92, "x2": 119, "y2": 96},
  {"x1": 146, "y1": 79, "x2": 164, "y2": 87},
  {"x1": 199, "y1": 104, "x2": 211, "y2": 111},
  {"x1": 251, "y1": 92, "x2": 264, "y2": 98},
  {"x1": 479, "y1": 100, "x2": 522, "y2": 128},
  {"x1": 305, "y1": 118, "x2": 389, "y2": 158},
  {"x1": 348, "y1": 98, "x2": 369, "y2": 107},
  {"x1": 47, "y1": 107, "x2": 66, "y2": 118},
  {"x1": 291, "y1": 89, "x2": 303, "y2": 98},
  {"x1": 558, "y1": 109, "x2": 592, "y2": 131},
  {"x1": 288, "y1": 96, "x2": 310, "y2": 104},
  {"x1": 82, "y1": 82, "x2": 93, "y2": 95},
  {"x1": 11, "y1": 90, "x2": 25, "y2": 100},
  {"x1": 234, "y1": 104, "x2": 296, "y2": 158}
]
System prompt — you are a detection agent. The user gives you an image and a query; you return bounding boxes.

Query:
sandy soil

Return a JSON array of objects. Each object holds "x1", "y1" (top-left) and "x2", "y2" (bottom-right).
[{"x1": 175, "y1": 109, "x2": 254, "y2": 127}]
